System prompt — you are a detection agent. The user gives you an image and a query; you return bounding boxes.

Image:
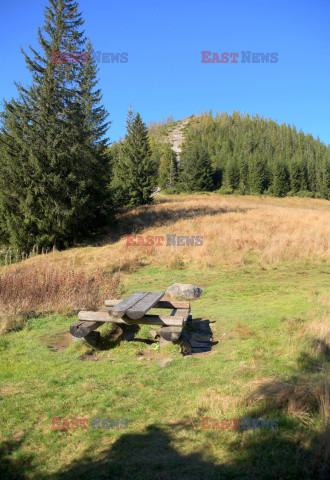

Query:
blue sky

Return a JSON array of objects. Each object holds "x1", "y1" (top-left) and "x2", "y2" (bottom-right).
[{"x1": 1, "y1": 0, "x2": 329, "y2": 145}]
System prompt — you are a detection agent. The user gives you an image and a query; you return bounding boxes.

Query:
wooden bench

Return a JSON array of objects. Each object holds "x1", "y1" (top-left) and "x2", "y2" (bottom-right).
[{"x1": 70, "y1": 291, "x2": 190, "y2": 345}]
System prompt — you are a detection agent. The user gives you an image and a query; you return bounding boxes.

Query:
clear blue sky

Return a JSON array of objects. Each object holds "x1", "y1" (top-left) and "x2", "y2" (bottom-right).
[{"x1": 1, "y1": 0, "x2": 329, "y2": 145}]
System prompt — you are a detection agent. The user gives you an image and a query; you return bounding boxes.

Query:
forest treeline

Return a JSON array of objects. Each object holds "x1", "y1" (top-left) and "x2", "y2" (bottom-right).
[
  {"x1": 144, "y1": 111, "x2": 330, "y2": 198},
  {"x1": 0, "y1": 1, "x2": 328, "y2": 254}
]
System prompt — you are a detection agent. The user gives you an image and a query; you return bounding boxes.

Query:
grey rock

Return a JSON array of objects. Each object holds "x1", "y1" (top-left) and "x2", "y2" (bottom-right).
[{"x1": 166, "y1": 283, "x2": 204, "y2": 299}]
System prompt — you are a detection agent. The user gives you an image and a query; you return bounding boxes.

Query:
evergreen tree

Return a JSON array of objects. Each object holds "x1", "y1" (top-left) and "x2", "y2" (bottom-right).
[
  {"x1": 113, "y1": 111, "x2": 155, "y2": 208},
  {"x1": 0, "y1": 0, "x2": 111, "y2": 252},
  {"x1": 288, "y1": 159, "x2": 302, "y2": 193},
  {"x1": 248, "y1": 156, "x2": 267, "y2": 194},
  {"x1": 272, "y1": 160, "x2": 290, "y2": 197},
  {"x1": 149, "y1": 136, "x2": 164, "y2": 185},
  {"x1": 225, "y1": 158, "x2": 240, "y2": 190},
  {"x1": 238, "y1": 157, "x2": 248, "y2": 194},
  {"x1": 319, "y1": 153, "x2": 330, "y2": 199},
  {"x1": 158, "y1": 143, "x2": 178, "y2": 189},
  {"x1": 179, "y1": 140, "x2": 213, "y2": 191}
]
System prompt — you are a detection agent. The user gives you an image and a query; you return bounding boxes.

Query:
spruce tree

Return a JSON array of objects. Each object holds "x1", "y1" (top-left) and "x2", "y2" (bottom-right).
[
  {"x1": 238, "y1": 158, "x2": 248, "y2": 194},
  {"x1": 288, "y1": 159, "x2": 301, "y2": 193},
  {"x1": 272, "y1": 160, "x2": 289, "y2": 197},
  {"x1": 225, "y1": 158, "x2": 240, "y2": 190},
  {"x1": 113, "y1": 111, "x2": 155, "y2": 208},
  {"x1": 0, "y1": 0, "x2": 111, "y2": 252},
  {"x1": 179, "y1": 140, "x2": 213, "y2": 192},
  {"x1": 248, "y1": 156, "x2": 267, "y2": 194},
  {"x1": 319, "y1": 154, "x2": 330, "y2": 199},
  {"x1": 158, "y1": 144, "x2": 178, "y2": 189}
]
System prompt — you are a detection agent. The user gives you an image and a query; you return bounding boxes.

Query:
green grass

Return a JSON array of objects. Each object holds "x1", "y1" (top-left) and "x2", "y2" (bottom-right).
[{"x1": 0, "y1": 263, "x2": 329, "y2": 479}]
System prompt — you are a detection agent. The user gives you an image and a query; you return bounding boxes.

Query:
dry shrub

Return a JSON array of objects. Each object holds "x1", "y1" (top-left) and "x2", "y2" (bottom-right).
[
  {"x1": 248, "y1": 377, "x2": 321, "y2": 423},
  {"x1": 0, "y1": 262, "x2": 121, "y2": 334}
]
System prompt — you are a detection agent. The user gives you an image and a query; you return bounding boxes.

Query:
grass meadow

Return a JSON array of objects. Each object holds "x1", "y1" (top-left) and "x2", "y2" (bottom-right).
[{"x1": 0, "y1": 193, "x2": 329, "y2": 479}]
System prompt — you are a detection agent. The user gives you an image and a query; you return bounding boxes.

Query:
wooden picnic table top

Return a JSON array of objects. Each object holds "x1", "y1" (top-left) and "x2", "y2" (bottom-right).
[
  {"x1": 108, "y1": 291, "x2": 165, "y2": 320},
  {"x1": 73, "y1": 293, "x2": 191, "y2": 339}
]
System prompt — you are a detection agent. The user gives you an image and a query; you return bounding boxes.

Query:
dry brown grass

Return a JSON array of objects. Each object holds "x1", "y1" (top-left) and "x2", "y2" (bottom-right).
[
  {"x1": 14, "y1": 193, "x2": 328, "y2": 273},
  {"x1": 234, "y1": 323, "x2": 257, "y2": 338},
  {"x1": 0, "y1": 262, "x2": 121, "y2": 334},
  {"x1": 248, "y1": 376, "x2": 322, "y2": 423}
]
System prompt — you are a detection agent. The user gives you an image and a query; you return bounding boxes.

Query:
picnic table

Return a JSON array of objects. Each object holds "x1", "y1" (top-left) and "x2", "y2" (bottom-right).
[{"x1": 70, "y1": 291, "x2": 190, "y2": 346}]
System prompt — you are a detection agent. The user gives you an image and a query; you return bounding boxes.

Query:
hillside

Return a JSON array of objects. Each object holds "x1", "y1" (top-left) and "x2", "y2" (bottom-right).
[
  {"x1": 1, "y1": 193, "x2": 329, "y2": 276},
  {"x1": 146, "y1": 111, "x2": 330, "y2": 198},
  {"x1": 0, "y1": 193, "x2": 329, "y2": 479}
]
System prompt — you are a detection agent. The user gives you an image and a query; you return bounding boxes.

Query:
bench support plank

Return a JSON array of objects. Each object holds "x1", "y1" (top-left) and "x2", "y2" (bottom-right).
[
  {"x1": 78, "y1": 310, "x2": 184, "y2": 327},
  {"x1": 70, "y1": 321, "x2": 104, "y2": 338}
]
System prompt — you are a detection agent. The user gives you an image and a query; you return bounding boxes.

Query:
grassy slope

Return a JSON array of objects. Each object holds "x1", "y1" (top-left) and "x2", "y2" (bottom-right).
[{"x1": 0, "y1": 194, "x2": 329, "y2": 480}]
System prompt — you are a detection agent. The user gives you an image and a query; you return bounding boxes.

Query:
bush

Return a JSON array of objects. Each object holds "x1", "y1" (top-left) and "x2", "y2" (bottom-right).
[
  {"x1": 0, "y1": 262, "x2": 121, "y2": 334},
  {"x1": 217, "y1": 186, "x2": 234, "y2": 195},
  {"x1": 296, "y1": 191, "x2": 317, "y2": 198},
  {"x1": 163, "y1": 187, "x2": 181, "y2": 194}
]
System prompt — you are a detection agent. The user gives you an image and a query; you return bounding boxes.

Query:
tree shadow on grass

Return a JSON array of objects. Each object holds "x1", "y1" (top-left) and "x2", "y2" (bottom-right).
[
  {"x1": 3, "y1": 336, "x2": 329, "y2": 480},
  {"x1": 2, "y1": 421, "x2": 328, "y2": 480},
  {"x1": 45, "y1": 417, "x2": 329, "y2": 480},
  {"x1": 0, "y1": 438, "x2": 34, "y2": 480},
  {"x1": 101, "y1": 205, "x2": 250, "y2": 244},
  {"x1": 229, "y1": 336, "x2": 330, "y2": 480},
  {"x1": 47, "y1": 334, "x2": 330, "y2": 479}
]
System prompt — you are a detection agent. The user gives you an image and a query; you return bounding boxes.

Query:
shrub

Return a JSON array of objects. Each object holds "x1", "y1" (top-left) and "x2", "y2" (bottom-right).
[
  {"x1": 217, "y1": 186, "x2": 234, "y2": 195},
  {"x1": 163, "y1": 187, "x2": 181, "y2": 194},
  {"x1": 296, "y1": 190, "x2": 317, "y2": 198},
  {"x1": 0, "y1": 262, "x2": 121, "y2": 334}
]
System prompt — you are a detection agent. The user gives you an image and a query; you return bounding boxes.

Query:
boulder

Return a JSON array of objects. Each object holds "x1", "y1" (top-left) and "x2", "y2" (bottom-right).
[{"x1": 166, "y1": 283, "x2": 204, "y2": 299}]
